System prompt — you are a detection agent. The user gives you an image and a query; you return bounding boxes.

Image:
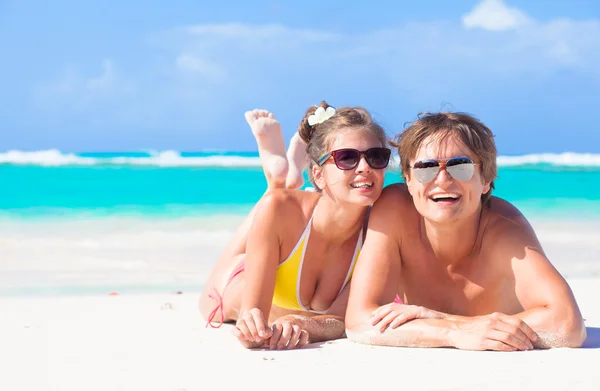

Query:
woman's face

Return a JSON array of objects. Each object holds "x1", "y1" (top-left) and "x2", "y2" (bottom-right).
[{"x1": 314, "y1": 129, "x2": 387, "y2": 207}]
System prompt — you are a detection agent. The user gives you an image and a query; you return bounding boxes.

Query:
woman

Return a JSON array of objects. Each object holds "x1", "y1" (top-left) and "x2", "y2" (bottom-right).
[{"x1": 199, "y1": 101, "x2": 391, "y2": 349}]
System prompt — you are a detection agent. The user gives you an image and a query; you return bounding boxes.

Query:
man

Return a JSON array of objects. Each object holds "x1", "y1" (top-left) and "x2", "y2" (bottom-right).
[{"x1": 345, "y1": 112, "x2": 586, "y2": 350}]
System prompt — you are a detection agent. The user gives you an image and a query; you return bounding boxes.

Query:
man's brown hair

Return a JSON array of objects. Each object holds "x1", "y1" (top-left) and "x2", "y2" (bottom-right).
[{"x1": 390, "y1": 112, "x2": 497, "y2": 204}]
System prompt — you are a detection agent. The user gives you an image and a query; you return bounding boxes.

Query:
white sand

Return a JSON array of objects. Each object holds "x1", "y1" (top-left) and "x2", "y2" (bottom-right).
[
  {"x1": 2, "y1": 216, "x2": 599, "y2": 295},
  {"x1": 2, "y1": 278, "x2": 599, "y2": 391}
]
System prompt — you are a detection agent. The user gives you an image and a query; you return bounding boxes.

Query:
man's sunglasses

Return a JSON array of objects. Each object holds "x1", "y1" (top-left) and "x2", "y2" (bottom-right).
[
  {"x1": 318, "y1": 147, "x2": 391, "y2": 170},
  {"x1": 410, "y1": 156, "x2": 477, "y2": 184}
]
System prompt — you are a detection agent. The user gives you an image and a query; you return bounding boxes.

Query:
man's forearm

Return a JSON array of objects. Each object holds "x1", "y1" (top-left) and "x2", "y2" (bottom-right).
[
  {"x1": 346, "y1": 318, "x2": 455, "y2": 348},
  {"x1": 510, "y1": 307, "x2": 585, "y2": 348},
  {"x1": 436, "y1": 307, "x2": 585, "y2": 349}
]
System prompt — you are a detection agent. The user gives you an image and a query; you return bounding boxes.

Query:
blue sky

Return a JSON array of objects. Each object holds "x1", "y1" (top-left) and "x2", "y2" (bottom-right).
[{"x1": 1, "y1": 0, "x2": 599, "y2": 154}]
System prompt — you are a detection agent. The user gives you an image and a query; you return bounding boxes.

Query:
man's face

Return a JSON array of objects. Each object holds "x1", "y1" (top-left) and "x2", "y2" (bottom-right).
[{"x1": 406, "y1": 132, "x2": 491, "y2": 225}]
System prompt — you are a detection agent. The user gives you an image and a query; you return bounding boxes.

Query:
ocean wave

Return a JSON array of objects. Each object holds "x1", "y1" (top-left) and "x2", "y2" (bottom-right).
[
  {"x1": 497, "y1": 153, "x2": 600, "y2": 167},
  {"x1": 2, "y1": 149, "x2": 600, "y2": 167},
  {"x1": 0, "y1": 149, "x2": 261, "y2": 167}
]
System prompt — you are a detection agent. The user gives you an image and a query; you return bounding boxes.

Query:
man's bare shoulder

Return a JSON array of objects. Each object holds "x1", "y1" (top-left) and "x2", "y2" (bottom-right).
[
  {"x1": 483, "y1": 196, "x2": 542, "y2": 261},
  {"x1": 374, "y1": 183, "x2": 414, "y2": 211},
  {"x1": 368, "y1": 183, "x2": 416, "y2": 233}
]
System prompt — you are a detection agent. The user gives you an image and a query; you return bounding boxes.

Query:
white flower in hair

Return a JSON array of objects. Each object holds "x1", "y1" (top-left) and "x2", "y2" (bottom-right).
[{"x1": 308, "y1": 106, "x2": 336, "y2": 126}]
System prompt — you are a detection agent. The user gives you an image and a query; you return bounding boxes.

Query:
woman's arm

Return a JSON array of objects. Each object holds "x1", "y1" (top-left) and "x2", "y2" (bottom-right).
[{"x1": 234, "y1": 191, "x2": 289, "y2": 345}]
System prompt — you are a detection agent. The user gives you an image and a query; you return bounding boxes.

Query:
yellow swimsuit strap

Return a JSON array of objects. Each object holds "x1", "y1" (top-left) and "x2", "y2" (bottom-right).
[{"x1": 272, "y1": 210, "x2": 363, "y2": 313}]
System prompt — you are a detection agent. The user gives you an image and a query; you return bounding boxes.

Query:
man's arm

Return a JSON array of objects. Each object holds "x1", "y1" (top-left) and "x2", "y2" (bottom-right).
[
  {"x1": 345, "y1": 185, "x2": 460, "y2": 349},
  {"x1": 346, "y1": 189, "x2": 580, "y2": 350},
  {"x1": 440, "y1": 202, "x2": 585, "y2": 348},
  {"x1": 496, "y1": 218, "x2": 586, "y2": 348},
  {"x1": 345, "y1": 185, "x2": 432, "y2": 344},
  {"x1": 426, "y1": 223, "x2": 586, "y2": 349}
]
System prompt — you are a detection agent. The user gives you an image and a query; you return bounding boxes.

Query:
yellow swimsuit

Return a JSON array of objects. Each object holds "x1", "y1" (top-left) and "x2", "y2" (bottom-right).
[
  {"x1": 205, "y1": 208, "x2": 364, "y2": 328},
  {"x1": 271, "y1": 210, "x2": 363, "y2": 314}
]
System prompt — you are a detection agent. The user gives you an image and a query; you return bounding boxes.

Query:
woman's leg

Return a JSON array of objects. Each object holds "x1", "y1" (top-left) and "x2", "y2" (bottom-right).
[
  {"x1": 244, "y1": 109, "x2": 288, "y2": 190},
  {"x1": 285, "y1": 131, "x2": 308, "y2": 189},
  {"x1": 200, "y1": 109, "x2": 291, "y2": 325}
]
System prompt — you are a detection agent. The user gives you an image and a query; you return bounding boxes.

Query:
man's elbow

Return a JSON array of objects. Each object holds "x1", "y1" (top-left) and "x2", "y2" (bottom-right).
[
  {"x1": 544, "y1": 312, "x2": 587, "y2": 348},
  {"x1": 345, "y1": 314, "x2": 377, "y2": 346},
  {"x1": 560, "y1": 315, "x2": 586, "y2": 348},
  {"x1": 345, "y1": 326, "x2": 377, "y2": 346}
]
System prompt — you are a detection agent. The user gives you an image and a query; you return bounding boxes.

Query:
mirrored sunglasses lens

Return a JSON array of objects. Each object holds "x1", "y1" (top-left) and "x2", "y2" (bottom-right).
[
  {"x1": 447, "y1": 163, "x2": 475, "y2": 182},
  {"x1": 413, "y1": 160, "x2": 439, "y2": 169},
  {"x1": 413, "y1": 167, "x2": 439, "y2": 183},
  {"x1": 447, "y1": 157, "x2": 473, "y2": 166},
  {"x1": 334, "y1": 150, "x2": 359, "y2": 170}
]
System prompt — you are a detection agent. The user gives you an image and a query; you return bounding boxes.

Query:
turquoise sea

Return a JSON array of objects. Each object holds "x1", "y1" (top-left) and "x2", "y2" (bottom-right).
[
  {"x1": 2, "y1": 150, "x2": 600, "y2": 219},
  {"x1": 2, "y1": 150, "x2": 600, "y2": 296}
]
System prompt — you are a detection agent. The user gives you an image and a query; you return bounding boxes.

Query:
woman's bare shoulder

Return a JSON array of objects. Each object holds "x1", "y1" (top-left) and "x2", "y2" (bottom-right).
[{"x1": 256, "y1": 189, "x2": 321, "y2": 224}]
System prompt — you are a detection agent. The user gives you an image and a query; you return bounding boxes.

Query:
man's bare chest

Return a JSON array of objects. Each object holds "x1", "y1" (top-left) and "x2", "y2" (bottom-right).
[{"x1": 399, "y1": 252, "x2": 516, "y2": 316}]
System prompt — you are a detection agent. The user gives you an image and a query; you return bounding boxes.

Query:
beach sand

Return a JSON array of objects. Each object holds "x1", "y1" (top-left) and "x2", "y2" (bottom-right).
[{"x1": 2, "y1": 278, "x2": 599, "y2": 391}]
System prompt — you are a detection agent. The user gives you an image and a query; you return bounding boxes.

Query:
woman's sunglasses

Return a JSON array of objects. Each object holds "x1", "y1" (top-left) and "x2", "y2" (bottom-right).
[
  {"x1": 410, "y1": 156, "x2": 477, "y2": 184},
  {"x1": 318, "y1": 147, "x2": 391, "y2": 170}
]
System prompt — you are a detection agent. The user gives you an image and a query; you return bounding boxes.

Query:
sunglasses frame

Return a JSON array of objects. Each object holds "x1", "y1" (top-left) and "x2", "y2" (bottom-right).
[
  {"x1": 410, "y1": 156, "x2": 477, "y2": 184},
  {"x1": 318, "y1": 147, "x2": 391, "y2": 170}
]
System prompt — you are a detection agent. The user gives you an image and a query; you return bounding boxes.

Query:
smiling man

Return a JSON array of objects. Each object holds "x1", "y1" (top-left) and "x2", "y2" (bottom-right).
[{"x1": 345, "y1": 112, "x2": 586, "y2": 351}]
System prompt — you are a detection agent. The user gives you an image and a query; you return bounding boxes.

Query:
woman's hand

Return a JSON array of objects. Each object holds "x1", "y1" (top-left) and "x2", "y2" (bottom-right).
[
  {"x1": 232, "y1": 308, "x2": 273, "y2": 349},
  {"x1": 269, "y1": 316, "x2": 310, "y2": 350}
]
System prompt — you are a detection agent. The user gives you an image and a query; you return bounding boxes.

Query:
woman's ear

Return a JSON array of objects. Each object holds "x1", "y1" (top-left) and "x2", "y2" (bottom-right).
[{"x1": 313, "y1": 165, "x2": 326, "y2": 190}]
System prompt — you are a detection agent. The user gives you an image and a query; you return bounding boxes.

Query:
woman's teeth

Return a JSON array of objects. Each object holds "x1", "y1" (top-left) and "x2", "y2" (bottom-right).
[{"x1": 351, "y1": 182, "x2": 373, "y2": 188}]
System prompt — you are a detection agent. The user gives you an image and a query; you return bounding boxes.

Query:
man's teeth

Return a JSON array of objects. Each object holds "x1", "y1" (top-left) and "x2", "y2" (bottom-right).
[
  {"x1": 351, "y1": 182, "x2": 373, "y2": 188},
  {"x1": 431, "y1": 193, "x2": 459, "y2": 200}
]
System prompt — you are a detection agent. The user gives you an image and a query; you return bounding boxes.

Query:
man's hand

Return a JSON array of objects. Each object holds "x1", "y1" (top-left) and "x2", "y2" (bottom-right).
[
  {"x1": 450, "y1": 312, "x2": 538, "y2": 351},
  {"x1": 370, "y1": 303, "x2": 444, "y2": 332}
]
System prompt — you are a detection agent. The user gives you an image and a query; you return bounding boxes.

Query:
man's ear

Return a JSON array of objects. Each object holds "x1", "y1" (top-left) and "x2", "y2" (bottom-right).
[
  {"x1": 405, "y1": 173, "x2": 415, "y2": 197},
  {"x1": 482, "y1": 177, "x2": 491, "y2": 195}
]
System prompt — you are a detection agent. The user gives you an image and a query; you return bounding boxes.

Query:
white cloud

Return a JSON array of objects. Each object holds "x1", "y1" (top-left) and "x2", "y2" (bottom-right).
[
  {"x1": 33, "y1": 6, "x2": 600, "y2": 125},
  {"x1": 462, "y1": 0, "x2": 531, "y2": 31},
  {"x1": 36, "y1": 59, "x2": 135, "y2": 109},
  {"x1": 172, "y1": 13, "x2": 600, "y2": 86},
  {"x1": 85, "y1": 59, "x2": 117, "y2": 93},
  {"x1": 175, "y1": 53, "x2": 226, "y2": 79},
  {"x1": 184, "y1": 23, "x2": 340, "y2": 42}
]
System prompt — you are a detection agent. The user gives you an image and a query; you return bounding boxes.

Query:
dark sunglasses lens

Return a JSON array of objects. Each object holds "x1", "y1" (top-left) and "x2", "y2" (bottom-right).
[
  {"x1": 366, "y1": 148, "x2": 391, "y2": 169},
  {"x1": 334, "y1": 149, "x2": 360, "y2": 170},
  {"x1": 447, "y1": 158, "x2": 475, "y2": 182}
]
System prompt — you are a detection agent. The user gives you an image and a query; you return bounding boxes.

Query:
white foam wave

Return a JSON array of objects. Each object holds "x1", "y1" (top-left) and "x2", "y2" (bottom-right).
[
  {"x1": 0, "y1": 149, "x2": 97, "y2": 166},
  {"x1": 2, "y1": 150, "x2": 600, "y2": 168},
  {"x1": 0, "y1": 149, "x2": 261, "y2": 167},
  {"x1": 496, "y1": 153, "x2": 600, "y2": 167}
]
